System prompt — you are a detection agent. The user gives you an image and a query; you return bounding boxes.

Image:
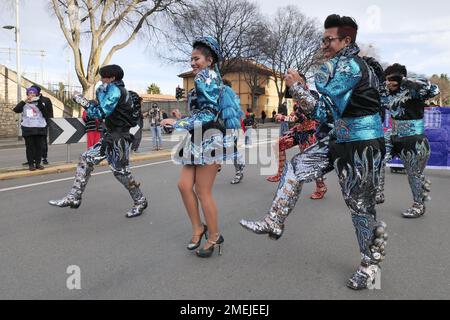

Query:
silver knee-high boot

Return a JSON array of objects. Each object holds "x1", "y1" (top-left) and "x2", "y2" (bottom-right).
[
  {"x1": 347, "y1": 213, "x2": 387, "y2": 290},
  {"x1": 400, "y1": 141, "x2": 431, "y2": 218},
  {"x1": 240, "y1": 160, "x2": 302, "y2": 240},
  {"x1": 240, "y1": 136, "x2": 332, "y2": 240},
  {"x1": 49, "y1": 144, "x2": 104, "y2": 208},
  {"x1": 335, "y1": 148, "x2": 387, "y2": 290},
  {"x1": 113, "y1": 171, "x2": 148, "y2": 218},
  {"x1": 231, "y1": 163, "x2": 245, "y2": 184}
]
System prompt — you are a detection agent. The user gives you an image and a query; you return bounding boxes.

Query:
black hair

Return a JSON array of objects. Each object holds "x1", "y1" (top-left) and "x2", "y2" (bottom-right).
[
  {"x1": 223, "y1": 79, "x2": 232, "y2": 87},
  {"x1": 31, "y1": 84, "x2": 42, "y2": 93},
  {"x1": 384, "y1": 63, "x2": 407, "y2": 77},
  {"x1": 324, "y1": 14, "x2": 358, "y2": 43},
  {"x1": 299, "y1": 73, "x2": 307, "y2": 83},
  {"x1": 99, "y1": 64, "x2": 124, "y2": 80},
  {"x1": 193, "y1": 43, "x2": 218, "y2": 65}
]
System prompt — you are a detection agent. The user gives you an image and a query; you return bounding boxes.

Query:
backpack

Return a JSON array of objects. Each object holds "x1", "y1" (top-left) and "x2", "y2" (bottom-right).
[
  {"x1": 217, "y1": 85, "x2": 244, "y2": 129},
  {"x1": 243, "y1": 113, "x2": 255, "y2": 127},
  {"x1": 127, "y1": 90, "x2": 142, "y2": 127}
]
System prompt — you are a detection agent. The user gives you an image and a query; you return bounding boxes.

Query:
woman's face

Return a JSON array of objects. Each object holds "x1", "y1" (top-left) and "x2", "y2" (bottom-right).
[
  {"x1": 27, "y1": 92, "x2": 37, "y2": 99},
  {"x1": 191, "y1": 49, "x2": 212, "y2": 75}
]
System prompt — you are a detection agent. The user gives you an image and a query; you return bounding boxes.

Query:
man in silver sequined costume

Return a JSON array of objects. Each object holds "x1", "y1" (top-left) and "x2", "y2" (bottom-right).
[
  {"x1": 240, "y1": 15, "x2": 388, "y2": 290},
  {"x1": 376, "y1": 63, "x2": 439, "y2": 218},
  {"x1": 49, "y1": 65, "x2": 147, "y2": 218}
]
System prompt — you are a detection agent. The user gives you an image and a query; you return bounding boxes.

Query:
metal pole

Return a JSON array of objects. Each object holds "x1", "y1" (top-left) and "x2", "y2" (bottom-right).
[
  {"x1": 67, "y1": 144, "x2": 71, "y2": 163},
  {"x1": 15, "y1": 0, "x2": 22, "y2": 140}
]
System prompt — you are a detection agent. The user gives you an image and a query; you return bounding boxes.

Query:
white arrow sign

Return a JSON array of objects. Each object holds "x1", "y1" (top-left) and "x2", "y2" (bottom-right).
[{"x1": 52, "y1": 118, "x2": 87, "y2": 144}]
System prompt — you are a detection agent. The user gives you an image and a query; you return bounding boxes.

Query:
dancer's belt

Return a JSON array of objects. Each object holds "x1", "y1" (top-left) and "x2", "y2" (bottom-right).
[
  {"x1": 334, "y1": 114, "x2": 384, "y2": 143},
  {"x1": 392, "y1": 119, "x2": 424, "y2": 138}
]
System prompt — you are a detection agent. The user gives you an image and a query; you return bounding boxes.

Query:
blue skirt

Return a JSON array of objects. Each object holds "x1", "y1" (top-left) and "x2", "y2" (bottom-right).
[{"x1": 172, "y1": 130, "x2": 238, "y2": 166}]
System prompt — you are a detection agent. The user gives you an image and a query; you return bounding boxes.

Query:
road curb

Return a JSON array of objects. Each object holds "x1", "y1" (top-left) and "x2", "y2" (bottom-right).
[
  {"x1": 0, "y1": 151, "x2": 172, "y2": 181},
  {"x1": 0, "y1": 144, "x2": 25, "y2": 150}
]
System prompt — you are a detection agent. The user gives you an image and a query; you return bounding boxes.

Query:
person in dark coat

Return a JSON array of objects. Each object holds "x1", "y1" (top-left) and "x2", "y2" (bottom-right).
[{"x1": 14, "y1": 86, "x2": 53, "y2": 170}]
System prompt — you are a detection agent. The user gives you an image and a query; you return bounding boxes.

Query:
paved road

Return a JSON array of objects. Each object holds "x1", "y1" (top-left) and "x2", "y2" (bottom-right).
[{"x1": 0, "y1": 145, "x2": 449, "y2": 299}]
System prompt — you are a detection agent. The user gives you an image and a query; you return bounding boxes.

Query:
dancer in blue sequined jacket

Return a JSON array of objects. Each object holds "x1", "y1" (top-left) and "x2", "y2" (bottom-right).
[
  {"x1": 49, "y1": 65, "x2": 148, "y2": 218},
  {"x1": 174, "y1": 37, "x2": 242, "y2": 259},
  {"x1": 376, "y1": 63, "x2": 439, "y2": 218},
  {"x1": 240, "y1": 14, "x2": 388, "y2": 291}
]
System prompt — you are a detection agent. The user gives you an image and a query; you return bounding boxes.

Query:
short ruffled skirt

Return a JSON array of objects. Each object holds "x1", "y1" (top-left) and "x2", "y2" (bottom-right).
[{"x1": 172, "y1": 129, "x2": 239, "y2": 166}]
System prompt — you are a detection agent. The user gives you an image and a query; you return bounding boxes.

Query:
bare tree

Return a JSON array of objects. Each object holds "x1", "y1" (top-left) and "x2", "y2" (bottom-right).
[
  {"x1": 162, "y1": 0, "x2": 263, "y2": 75},
  {"x1": 262, "y1": 6, "x2": 322, "y2": 108},
  {"x1": 50, "y1": 0, "x2": 185, "y2": 97},
  {"x1": 430, "y1": 74, "x2": 450, "y2": 106}
]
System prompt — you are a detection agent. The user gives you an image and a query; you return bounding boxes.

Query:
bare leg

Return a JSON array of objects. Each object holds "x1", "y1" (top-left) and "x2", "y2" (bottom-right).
[
  {"x1": 195, "y1": 164, "x2": 220, "y2": 249},
  {"x1": 178, "y1": 166, "x2": 204, "y2": 242}
]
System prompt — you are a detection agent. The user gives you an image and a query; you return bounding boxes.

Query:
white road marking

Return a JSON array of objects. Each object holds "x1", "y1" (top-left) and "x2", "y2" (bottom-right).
[
  {"x1": 0, "y1": 160, "x2": 173, "y2": 193},
  {"x1": 0, "y1": 137, "x2": 276, "y2": 193}
]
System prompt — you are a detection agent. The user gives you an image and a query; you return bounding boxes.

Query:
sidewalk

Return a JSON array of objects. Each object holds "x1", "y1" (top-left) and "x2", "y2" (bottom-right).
[{"x1": 0, "y1": 137, "x2": 25, "y2": 150}]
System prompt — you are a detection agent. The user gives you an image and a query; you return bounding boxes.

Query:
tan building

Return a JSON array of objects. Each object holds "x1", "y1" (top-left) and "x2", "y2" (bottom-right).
[{"x1": 178, "y1": 60, "x2": 293, "y2": 117}]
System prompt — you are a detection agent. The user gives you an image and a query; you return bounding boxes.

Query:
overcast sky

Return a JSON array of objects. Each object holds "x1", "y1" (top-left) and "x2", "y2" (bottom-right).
[{"x1": 0, "y1": 0, "x2": 449, "y2": 95}]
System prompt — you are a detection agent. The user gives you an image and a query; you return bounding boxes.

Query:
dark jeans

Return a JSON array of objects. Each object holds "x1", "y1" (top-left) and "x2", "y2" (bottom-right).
[{"x1": 24, "y1": 135, "x2": 46, "y2": 166}]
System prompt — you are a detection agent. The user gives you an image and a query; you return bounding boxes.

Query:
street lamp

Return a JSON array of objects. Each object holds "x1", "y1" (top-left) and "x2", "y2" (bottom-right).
[{"x1": 3, "y1": 0, "x2": 22, "y2": 139}]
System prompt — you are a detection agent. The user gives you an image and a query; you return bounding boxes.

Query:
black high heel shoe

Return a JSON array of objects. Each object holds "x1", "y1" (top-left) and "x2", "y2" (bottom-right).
[
  {"x1": 196, "y1": 234, "x2": 224, "y2": 258},
  {"x1": 187, "y1": 224, "x2": 208, "y2": 250}
]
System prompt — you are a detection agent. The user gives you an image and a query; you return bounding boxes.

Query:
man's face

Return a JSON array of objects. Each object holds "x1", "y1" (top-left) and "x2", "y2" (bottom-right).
[
  {"x1": 321, "y1": 27, "x2": 349, "y2": 59},
  {"x1": 100, "y1": 76, "x2": 115, "y2": 84},
  {"x1": 386, "y1": 75, "x2": 401, "y2": 93}
]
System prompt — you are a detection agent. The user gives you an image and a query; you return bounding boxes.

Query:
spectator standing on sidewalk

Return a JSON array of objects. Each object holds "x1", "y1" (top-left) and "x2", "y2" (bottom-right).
[
  {"x1": 14, "y1": 86, "x2": 53, "y2": 171},
  {"x1": 32, "y1": 85, "x2": 53, "y2": 165},
  {"x1": 145, "y1": 102, "x2": 163, "y2": 150},
  {"x1": 278, "y1": 102, "x2": 289, "y2": 136},
  {"x1": 261, "y1": 110, "x2": 267, "y2": 124},
  {"x1": 21, "y1": 85, "x2": 53, "y2": 166},
  {"x1": 244, "y1": 107, "x2": 256, "y2": 147}
]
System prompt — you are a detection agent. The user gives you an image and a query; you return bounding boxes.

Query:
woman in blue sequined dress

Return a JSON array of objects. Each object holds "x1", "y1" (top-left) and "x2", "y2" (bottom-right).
[{"x1": 173, "y1": 37, "x2": 242, "y2": 258}]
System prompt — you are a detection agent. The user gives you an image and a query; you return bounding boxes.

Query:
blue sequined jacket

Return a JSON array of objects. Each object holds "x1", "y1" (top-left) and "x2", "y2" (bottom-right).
[
  {"x1": 289, "y1": 44, "x2": 384, "y2": 142},
  {"x1": 86, "y1": 80, "x2": 134, "y2": 130},
  {"x1": 174, "y1": 69, "x2": 221, "y2": 132},
  {"x1": 380, "y1": 77, "x2": 440, "y2": 120}
]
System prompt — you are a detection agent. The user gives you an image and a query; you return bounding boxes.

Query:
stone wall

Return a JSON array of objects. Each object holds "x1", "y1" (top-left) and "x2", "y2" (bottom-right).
[{"x1": 0, "y1": 102, "x2": 18, "y2": 138}]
